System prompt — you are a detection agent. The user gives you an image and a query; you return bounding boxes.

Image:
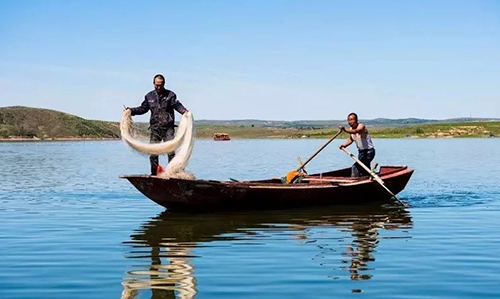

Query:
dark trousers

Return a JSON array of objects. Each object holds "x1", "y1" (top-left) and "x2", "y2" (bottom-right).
[
  {"x1": 149, "y1": 126, "x2": 175, "y2": 175},
  {"x1": 352, "y1": 148, "x2": 375, "y2": 178}
]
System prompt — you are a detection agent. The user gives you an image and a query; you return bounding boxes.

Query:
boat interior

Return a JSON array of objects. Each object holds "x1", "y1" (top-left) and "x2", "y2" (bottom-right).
[{"x1": 202, "y1": 166, "x2": 408, "y2": 186}]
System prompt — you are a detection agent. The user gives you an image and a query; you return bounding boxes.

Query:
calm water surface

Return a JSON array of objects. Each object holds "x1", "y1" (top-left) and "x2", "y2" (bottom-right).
[{"x1": 1, "y1": 138, "x2": 499, "y2": 298}]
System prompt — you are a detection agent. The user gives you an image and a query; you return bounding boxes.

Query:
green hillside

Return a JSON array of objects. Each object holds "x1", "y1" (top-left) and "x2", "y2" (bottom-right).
[{"x1": 0, "y1": 106, "x2": 122, "y2": 139}]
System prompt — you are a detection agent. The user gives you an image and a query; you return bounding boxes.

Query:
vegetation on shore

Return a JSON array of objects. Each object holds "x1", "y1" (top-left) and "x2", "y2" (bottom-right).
[
  {"x1": 1, "y1": 106, "x2": 498, "y2": 140},
  {"x1": 195, "y1": 120, "x2": 500, "y2": 139},
  {"x1": 288, "y1": 122, "x2": 500, "y2": 139}
]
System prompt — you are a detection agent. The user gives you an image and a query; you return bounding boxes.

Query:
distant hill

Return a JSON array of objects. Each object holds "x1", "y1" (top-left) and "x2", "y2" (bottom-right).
[{"x1": 0, "y1": 106, "x2": 124, "y2": 139}]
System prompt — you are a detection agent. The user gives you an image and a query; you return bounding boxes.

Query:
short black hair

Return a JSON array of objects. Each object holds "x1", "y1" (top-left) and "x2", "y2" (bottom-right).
[
  {"x1": 348, "y1": 112, "x2": 358, "y2": 121},
  {"x1": 153, "y1": 74, "x2": 165, "y2": 82}
]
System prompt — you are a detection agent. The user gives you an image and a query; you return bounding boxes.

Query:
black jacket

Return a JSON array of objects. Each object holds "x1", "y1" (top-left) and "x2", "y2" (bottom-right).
[{"x1": 130, "y1": 89, "x2": 187, "y2": 128}]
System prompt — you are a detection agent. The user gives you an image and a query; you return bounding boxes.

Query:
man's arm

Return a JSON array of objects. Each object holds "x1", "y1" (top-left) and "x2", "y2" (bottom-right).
[
  {"x1": 343, "y1": 123, "x2": 365, "y2": 134},
  {"x1": 170, "y1": 93, "x2": 188, "y2": 114},
  {"x1": 339, "y1": 136, "x2": 354, "y2": 149},
  {"x1": 128, "y1": 97, "x2": 150, "y2": 116}
]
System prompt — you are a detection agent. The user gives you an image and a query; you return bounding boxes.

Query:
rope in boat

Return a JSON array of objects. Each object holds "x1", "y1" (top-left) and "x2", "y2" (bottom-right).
[{"x1": 120, "y1": 109, "x2": 196, "y2": 180}]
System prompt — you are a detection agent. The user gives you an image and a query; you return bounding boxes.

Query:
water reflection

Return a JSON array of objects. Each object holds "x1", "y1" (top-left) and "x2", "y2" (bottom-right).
[{"x1": 121, "y1": 204, "x2": 412, "y2": 298}]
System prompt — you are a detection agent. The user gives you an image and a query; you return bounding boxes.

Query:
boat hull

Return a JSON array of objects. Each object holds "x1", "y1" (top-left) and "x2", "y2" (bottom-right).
[{"x1": 121, "y1": 166, "x2": 414, "y2": 211}]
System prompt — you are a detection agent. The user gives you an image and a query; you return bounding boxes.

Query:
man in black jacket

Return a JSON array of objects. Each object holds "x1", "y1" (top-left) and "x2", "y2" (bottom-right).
[{"x1": 127, "y1": 74, "x2": 189, "y2": 175}]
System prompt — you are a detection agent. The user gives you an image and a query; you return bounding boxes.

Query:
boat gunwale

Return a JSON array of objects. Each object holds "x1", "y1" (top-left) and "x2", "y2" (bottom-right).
[{"x1": 119, "y1": 166, "x2": 411, "y2": 189}]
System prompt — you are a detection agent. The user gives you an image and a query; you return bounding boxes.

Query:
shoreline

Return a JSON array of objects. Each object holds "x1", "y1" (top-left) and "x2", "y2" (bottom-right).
[
  {"x1": 0, "y1": 137, "x2": 120, "y2": 142},
  {"x1": 1, "y1": 107, "x2": 498, "y2": 142},
  {"x1": 0, "y1": 135, "x2": 496, "y2": 142}
]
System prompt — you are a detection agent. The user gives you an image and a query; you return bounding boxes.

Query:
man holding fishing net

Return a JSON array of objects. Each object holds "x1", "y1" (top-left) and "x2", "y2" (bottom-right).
[{"x1": 125, "y1": 74, "x2": 189, "y2": 175}]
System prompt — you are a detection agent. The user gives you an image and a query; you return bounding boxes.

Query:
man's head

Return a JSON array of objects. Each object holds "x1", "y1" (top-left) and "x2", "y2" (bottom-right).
[
  {"x1": 347, "y1": 112, "x2": 358, "y2": 128},
  {"x1": 153, "y1": 74, "x2": 165, "y2": 93}
]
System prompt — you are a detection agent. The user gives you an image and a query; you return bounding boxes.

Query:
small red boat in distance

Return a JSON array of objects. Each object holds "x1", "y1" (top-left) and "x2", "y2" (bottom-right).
[{"x1": 213, "y1": 133, "x2": 230, "y2": 141}]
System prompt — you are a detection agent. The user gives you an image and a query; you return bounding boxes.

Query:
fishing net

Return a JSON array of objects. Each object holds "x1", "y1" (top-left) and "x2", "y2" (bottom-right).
[{"x1": 120, "y1": 109, "x2": 196, "y2": 180}]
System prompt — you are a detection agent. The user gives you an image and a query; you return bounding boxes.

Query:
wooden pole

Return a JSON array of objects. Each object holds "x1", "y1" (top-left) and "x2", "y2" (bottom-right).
[
  {"x1": 341, "y1": 147, "x2": 405, "y2": 205},
  {"x1": 296, "y1": 130, "x2": 343, "y2": 172}
]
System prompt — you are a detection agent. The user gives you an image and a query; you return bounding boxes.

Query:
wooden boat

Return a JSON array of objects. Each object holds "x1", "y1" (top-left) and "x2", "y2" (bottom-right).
[
  {"x1": 213, "y1": 133, "x2": 230, "y2": 141},
  {"x1": 120, "y1": 165, "x2": 414, "y2": 211}
]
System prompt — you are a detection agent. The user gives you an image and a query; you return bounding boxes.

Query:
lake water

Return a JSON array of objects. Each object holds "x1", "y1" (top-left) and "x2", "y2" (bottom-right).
[{"x1": 1, "y1": 138, "x2": 499, "y2": 298}]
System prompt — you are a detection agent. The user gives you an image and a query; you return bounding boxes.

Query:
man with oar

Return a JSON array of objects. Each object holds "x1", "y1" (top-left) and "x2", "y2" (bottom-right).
[
  {"x1": 339, "y1": 112, "x2": 376, "y2": 178},
  {"x1": 338, "y1": 112, "x2": 406, "y2": 205}
]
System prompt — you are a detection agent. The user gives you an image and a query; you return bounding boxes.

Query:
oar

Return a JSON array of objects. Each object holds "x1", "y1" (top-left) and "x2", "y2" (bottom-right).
[
  {"x1": 285, "y1": 130, "x2": 342, "y2": 183},
  {"x1": 298, "y1": 130, "x2": 343, "y2": 172},
  {"x1": 341, "y1": 147, "x2": 405, "y2": 205}
]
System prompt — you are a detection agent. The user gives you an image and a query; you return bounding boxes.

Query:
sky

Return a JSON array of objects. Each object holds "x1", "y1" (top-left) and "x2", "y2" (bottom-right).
[{"x1": 0, "y1": 0, "x2": 499, "y2": 122}]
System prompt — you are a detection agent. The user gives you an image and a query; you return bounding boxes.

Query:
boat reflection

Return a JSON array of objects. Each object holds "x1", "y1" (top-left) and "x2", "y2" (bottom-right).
[{"x1": 121, "y1": 204, "x2": 412, "y2": 298}]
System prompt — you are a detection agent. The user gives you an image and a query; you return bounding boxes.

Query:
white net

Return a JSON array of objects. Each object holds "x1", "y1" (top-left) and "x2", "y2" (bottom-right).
[{"x1": 120, "y1": 109, "x2": 196, "y2": 180}]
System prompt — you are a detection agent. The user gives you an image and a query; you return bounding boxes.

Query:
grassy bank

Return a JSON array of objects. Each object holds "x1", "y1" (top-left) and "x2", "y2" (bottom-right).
[
  {"x1": 302, "y1": 122, "x2": 500, "y2": 139},
  {"x1": 196, "y1": 122, "x2": 500, "y2": 139}
]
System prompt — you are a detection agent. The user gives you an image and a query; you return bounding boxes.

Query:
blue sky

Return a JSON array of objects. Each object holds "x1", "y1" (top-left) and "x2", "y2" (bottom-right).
[{"x1": 0, "y1": 0, "x2": 499, "y2": 121}]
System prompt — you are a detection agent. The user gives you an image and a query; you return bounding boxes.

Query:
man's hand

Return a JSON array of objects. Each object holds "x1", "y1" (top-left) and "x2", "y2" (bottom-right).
[
  {"x1": 339, "y1": 144, "x2": 346, "y2": 150},
  {"x1": 339, "y1": 125, "x2": 346, "y2": 132}
]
